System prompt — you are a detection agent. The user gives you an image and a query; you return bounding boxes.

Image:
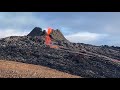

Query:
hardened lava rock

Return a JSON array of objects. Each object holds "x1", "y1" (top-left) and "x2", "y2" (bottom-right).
[{"x1": 0, "y1": 27, "x2": 120, "y2": 78}]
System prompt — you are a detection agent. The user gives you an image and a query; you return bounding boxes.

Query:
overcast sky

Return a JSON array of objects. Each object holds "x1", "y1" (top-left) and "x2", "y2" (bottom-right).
[{"x1": 0, "y1": 12, "x2": 120, "y2": 46}]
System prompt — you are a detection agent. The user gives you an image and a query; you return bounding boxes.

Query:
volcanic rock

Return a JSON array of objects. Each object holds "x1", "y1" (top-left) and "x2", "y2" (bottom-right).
[
  {"x1": 27, "y1": 27, "x2": 43, "y2": 37},
  {"x1": 27, "y1": 27, "x2": 68, "y2": 43},
  {"x1": 50, "y1": 29, "x2": 68, "y2": 42},
  {"x1": 0, "y1": 27, "x2": 120, "y2": 78}
]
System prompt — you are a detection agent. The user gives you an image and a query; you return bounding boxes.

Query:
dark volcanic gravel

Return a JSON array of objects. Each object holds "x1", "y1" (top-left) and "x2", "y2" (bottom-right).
[{"x1": 0, "y1": 27, "x2": 120, "y2": 78}]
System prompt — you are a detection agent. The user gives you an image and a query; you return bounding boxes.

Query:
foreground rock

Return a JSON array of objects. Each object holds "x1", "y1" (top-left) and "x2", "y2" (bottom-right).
[{"x1": 0, "y1": 27, "x2": 120, "y2": 78}]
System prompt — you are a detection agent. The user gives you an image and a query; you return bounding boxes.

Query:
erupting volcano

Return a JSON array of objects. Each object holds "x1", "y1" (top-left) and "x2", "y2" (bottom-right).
[{"x1": 0, "y1": 26, "x2": 120, "y2": 78}]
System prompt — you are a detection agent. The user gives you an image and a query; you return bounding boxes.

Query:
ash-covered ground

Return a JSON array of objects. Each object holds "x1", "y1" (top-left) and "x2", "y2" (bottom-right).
[{"x1": 0, "y1": 27, "x2": 120, "y2": 78}]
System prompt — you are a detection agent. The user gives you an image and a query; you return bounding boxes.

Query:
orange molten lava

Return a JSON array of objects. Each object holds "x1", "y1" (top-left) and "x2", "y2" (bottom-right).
[
  {"x1": 47, "y1": 28, "x2": 52, "y2": 35},
  {"x1": 50, "y1": 45, "x2": 59, "y2": 49},
  {"x1": 45, "y1": 28, "x2": 52, "y2": 45},
  {"x1": 45, "y1": 28, "x2": 59, "y2": 49}
]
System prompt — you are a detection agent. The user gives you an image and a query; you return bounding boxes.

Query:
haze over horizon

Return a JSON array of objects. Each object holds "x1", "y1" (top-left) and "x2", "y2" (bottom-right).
[{"x1": 0, "y1": 12, "x2": 120, "y2": 46}]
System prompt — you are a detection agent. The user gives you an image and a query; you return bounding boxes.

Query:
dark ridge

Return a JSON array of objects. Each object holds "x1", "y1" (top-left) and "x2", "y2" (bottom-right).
[{"x1": 27, "y1": 27, "x2": 43, "y2": 37}]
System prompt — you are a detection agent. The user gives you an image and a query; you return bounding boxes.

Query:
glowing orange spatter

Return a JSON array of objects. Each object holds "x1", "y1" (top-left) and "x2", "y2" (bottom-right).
[
  {"x1": 45, "y1": 28, "x2": 52, "y2": 45},
  {"x1": 47, "y1": 28, "x2": 52, "y2": 35},
  {"x1": 45, "y1": 28, "x2": 59, "y2": 49}
]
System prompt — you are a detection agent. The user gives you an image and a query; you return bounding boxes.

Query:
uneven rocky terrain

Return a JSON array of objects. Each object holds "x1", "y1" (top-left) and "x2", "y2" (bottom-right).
[{"x1": 0, "y1": 27, "x2": 120, "y2": 78}]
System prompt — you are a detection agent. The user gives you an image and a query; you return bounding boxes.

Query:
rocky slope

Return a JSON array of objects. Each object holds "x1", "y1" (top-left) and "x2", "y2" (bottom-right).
[{"x1": 0, "y1": 27, "x2": 120, "y2": 78}]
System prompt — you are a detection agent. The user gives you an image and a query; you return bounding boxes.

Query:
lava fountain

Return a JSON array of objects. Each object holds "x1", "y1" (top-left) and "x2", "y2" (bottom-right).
[
  {"x1": 45, "y1": 28, "x2": 58, "y2": 49},
  {"x1": 45, "y1": 28, "x2": 52, "y2": 45}
]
